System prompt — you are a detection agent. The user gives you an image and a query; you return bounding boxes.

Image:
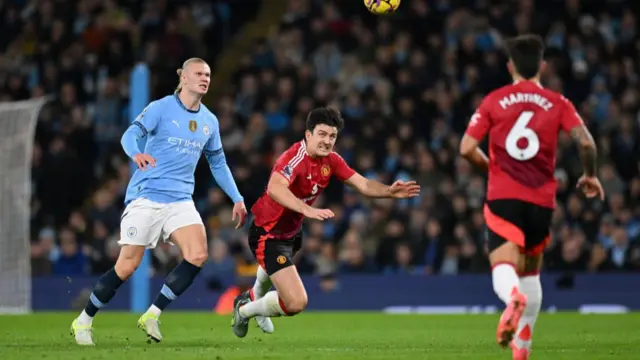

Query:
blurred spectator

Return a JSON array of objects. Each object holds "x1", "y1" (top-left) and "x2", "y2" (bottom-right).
[
  {"x1": 202, "y1": 240, "x2": 237, "y2": 290},
  {"x1": 1, "y1": 0, "x2": 638, "y2": 280}
]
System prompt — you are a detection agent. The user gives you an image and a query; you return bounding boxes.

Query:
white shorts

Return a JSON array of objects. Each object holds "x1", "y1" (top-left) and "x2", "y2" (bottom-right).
[{"x1": 118, "y1": 198, "x2": 204, "y2": 249}]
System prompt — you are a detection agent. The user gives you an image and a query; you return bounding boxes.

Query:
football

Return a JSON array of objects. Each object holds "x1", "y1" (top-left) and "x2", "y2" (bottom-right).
[{"x1": 365, "y1": 0, "x2": 401, "y2": 15}]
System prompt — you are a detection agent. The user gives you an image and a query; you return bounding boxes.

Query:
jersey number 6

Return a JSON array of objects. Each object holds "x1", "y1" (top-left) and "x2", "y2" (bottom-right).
[{"x1": 506, "y1": 111, "x2": 539, "y2": 161}]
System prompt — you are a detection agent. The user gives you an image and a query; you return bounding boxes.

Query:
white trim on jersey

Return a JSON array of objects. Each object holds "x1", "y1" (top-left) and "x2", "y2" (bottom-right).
[{"x1": 288, "y1": 141, "x2": 307, "y2": 170}]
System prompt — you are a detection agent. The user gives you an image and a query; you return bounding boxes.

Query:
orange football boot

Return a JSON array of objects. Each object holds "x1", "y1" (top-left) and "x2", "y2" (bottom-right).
[{"x1": 496, "y1": 287, "x2": 528, "y2": 348}]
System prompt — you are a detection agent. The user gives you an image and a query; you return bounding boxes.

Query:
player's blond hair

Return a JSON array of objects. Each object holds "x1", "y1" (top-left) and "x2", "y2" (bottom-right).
[{"x1": 174, "y1": 57, "x2": 207, "y2": 93}]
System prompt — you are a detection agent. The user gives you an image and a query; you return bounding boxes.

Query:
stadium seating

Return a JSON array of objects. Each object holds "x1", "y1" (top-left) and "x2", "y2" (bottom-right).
[{"x1": 0, "y1": 0, "x2": 638, "y2": 278}]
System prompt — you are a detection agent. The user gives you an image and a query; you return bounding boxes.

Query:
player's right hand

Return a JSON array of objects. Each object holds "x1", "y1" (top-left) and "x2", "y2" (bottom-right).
[
  {"x1": 576, "y1": 175, "x2": 605, "y2": 201},
  {"x1": 133, "y1": 153, "x2": 156, "y2": 170},
  {"x1": 302, "y1": 207, "x2": 335, "y2": 221}
]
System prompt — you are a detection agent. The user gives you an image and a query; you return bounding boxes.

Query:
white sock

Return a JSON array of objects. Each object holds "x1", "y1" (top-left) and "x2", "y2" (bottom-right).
[
  {"x1": 251, "y1": 266, "x2": 272, "y2": 301},
  {"x1": 77, "y1": 310, "x2": 93, "y2": 325},
  {"x1": 513, "y1": 275, "x2": 542, "y2": 351},
  {"x1": 492, "y1": 263, "x2": 520, "y2": 305},
  {"x1": 147, "y1": 304, "x2": 162, "y2": 317},
  {"x1": 240, "y1": 291, "x2": 286, "y2": 318}
]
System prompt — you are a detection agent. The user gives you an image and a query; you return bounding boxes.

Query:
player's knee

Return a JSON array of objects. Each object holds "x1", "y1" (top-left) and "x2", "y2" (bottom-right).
[
  {"x1": 183, "y1": 250, "x2": 208, "y2": 266},
  {"x1": 114, "y1": 259, "x2": 139, "y2": 280},
  {"x1": 114, "y1": 245, "x2": 146, "y2": 279},
  {"x1": 284, "y1": 293, "x2": 308, "y2": 315}
]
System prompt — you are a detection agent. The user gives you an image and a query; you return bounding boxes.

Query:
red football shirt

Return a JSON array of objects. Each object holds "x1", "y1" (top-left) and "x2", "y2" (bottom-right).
[
  {"x1": 251, "y1": 140, "x2": 356, "y2": 239},
  {"x1": 464, "y1": 80, "x2": 584, "y2": 209}
]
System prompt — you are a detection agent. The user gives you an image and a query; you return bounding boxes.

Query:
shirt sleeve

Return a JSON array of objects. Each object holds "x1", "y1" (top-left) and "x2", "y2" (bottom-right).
[
  {"x1": 133, "y1": 100, "x2": 163, "y2": 134},
  {"x1": 204, "y1": 116, "x2": 223, "y2": 155},
  {"x1": 331, "y1": 152, "x2": 356, "y2": 182},
  {"x1": 559, "y1": 96, "x2": 584, "y2": 133},
  {"x1": 120, "y1": 124, "x2": 145, "y2": 159},
  {"x1": 464, "y1": 97, "x2": 492, "y2": 141},
  {"x1": 204, "y1": 117, "x2": 243, "y2": 204},
  {"x1": 272, "y1": 146, "x2": 304, "y2": 184}
]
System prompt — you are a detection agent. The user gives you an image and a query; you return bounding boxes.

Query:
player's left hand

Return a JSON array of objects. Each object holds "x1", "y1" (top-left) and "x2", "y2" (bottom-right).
[
  {"x1": 232, "y1": 201, "x2": 248, "y2": 229},
  {"x1": 389, "y1": 180, "x2": 421, "y2": 199}
]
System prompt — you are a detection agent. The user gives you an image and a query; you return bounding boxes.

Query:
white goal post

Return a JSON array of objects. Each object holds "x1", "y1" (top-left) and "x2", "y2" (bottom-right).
[{"x1": 0, "y1": 97, "x2": 50, "y2": 314}]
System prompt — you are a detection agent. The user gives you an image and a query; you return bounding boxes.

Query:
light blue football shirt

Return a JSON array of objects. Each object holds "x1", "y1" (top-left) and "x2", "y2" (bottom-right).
[{"x1": 121, "y1": 94, "x2": 243, "y2": 205}]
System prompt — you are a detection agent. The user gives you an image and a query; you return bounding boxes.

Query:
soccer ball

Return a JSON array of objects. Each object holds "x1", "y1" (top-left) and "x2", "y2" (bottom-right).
[{"x1": 365, "y1": 0, "x2": 401, "y2": 15}]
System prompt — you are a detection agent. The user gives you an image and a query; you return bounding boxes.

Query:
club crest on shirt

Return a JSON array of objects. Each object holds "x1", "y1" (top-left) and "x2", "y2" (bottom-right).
[
  {"x1": 321, "y1": 165, "x2": 331, "y2": 177},
  {"x1": 203, "y1": 124, "x2": 210, "y2": 136},
  {"x1": 189, "y1": 120, "x2": 197, "y2": 132},
  {"x1": 135, "y1": 106, "x2": 148, "y2": 122}
]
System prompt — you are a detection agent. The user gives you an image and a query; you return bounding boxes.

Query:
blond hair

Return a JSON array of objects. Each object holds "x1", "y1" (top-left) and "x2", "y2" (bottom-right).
[{"x1": 174, "y1": 57, "x2": 207, "y2": 93}]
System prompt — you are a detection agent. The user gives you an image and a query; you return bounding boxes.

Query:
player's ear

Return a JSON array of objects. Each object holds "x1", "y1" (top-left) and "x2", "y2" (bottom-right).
[
  {"x1": 506, "y1": 61, "x2": 514, "y2": 76},
  {"x1": 304, "y1": 129, "x2": 311, "y2": 140},
  {"x1": 539, "y1": 60, "x2": 547, "y2": 75}
]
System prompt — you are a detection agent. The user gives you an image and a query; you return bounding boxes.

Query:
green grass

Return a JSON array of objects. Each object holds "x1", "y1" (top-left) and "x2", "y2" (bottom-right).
[{"x1": 0, "y1": 312, "x2": 637, "y2": 359}]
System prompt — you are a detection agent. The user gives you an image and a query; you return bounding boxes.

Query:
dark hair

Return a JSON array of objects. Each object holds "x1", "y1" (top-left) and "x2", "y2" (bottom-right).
[
  {"x1": 306, "y1": 107, "x2": 344, "y2": 132},
  {"x1": 504, "y1": 34, "x2": 545, "y2": 80}
]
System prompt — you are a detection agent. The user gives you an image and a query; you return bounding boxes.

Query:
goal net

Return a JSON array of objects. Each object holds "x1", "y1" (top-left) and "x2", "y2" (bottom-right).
[{"x1": 0, "y1": 97, "x2": 50, "y2": 314}]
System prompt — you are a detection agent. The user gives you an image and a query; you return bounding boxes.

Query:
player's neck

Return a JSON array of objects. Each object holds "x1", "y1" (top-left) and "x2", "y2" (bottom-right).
[
  {"x1": 178, "y1": 91, "x2": 202, "y2": 111},
  {"x1": 302, "y1": 140, "x2": 318, "y2": 159},
  {"x1": 512, "y1": 75, "x2": 542, "y2": 87}
]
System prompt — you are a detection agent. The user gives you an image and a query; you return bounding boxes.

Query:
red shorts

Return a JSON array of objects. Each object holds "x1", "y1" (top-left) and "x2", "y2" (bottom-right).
[{"x1": 484, "y1": 199, "x2": 553, "y2": 256}]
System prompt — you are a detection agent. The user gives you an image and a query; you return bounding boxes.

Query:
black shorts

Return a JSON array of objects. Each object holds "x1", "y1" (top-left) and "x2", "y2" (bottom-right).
[
  {"x1": 484, "y1": 199, "x2": 553, "y2": 256},
  {"x1": 248, "y1": 222, "x2": 302, "y2": 275}
]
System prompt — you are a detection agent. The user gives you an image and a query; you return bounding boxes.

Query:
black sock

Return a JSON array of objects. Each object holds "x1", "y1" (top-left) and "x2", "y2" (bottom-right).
[
  {"x1": 84, "y1": 268, "x2": 125, "y2": 317},
  {"x1": 153, "y1": 260, "x2": 202, "y2": 311}
]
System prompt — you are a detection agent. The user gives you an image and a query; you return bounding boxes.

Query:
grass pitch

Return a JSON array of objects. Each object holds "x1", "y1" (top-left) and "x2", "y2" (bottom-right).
[{"x1": 0, "y1": 312, "x2": 637, "y2": 359}]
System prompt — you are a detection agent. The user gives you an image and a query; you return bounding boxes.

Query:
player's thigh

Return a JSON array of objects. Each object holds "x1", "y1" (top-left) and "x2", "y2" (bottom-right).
[
  {"x1": 485, "y1": 200, "x2": 526, "y2": 265},
  {"x1": 270, "y1": 265, "x2": 307, "y2": 314},
  {"x1": 518, "y1": 203, "x2": 552, "y2": 274},
  {"x1": 256, "y1": 234, "x2": 307, "y2": 311},
  {"x1": 164, "y1": 201, "x2": 207, "y2": 264},
  {"x1": 118, "y1": 198, "x2": 166, "y2": 249}
]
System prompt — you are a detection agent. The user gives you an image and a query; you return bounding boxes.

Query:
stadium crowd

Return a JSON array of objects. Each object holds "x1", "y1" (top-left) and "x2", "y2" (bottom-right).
[{"x1": 1, "y1": 0, "x2": 639, "y2": 281}]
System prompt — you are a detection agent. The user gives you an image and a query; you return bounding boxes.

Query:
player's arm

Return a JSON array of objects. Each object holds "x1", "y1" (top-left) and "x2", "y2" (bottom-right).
[
  {"x1": 459, "y1": 135, "x2": 489, "y2": 172},
  {"x1": 267, "y1": 172, "x2": 315, "y2": 214},
  {"x1": 344, "y1": 172, "x2": 391, "y2": 198},
  {"x1": 459, "y1": 102, "x2": 492, "y2": 172},
  {"x1": 560, "y1": 98, "x2": 598, "y2": 177},
  {"x1": 332, "y1": 153, "x2": 390, "y2": 197},
  {"x1": 560, "y1": 97, "x2": 604, "y2": 200},
  {"x1": 267, "y1": 150, "x2": 333, "y2": 220},
  {"x1": 204, "y1": 121, "x2": 244, "y2": 204},
  {"x1": 334, "y1": 153, "x2": 420, "y2": 198},
  {"x1": 344, "y1": 172, "x2": 421, "y2": 198},
  {"x1": 121, "y1": 101, "x2": 161, "y2": 169},
  {"x1": 570, "y1": 125, "x2": 597, "y2": 176}
]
